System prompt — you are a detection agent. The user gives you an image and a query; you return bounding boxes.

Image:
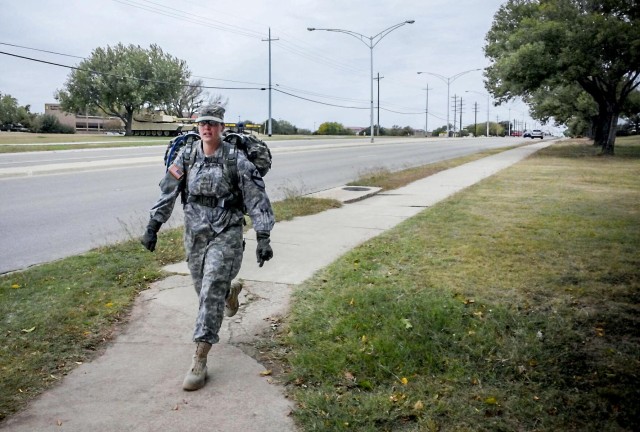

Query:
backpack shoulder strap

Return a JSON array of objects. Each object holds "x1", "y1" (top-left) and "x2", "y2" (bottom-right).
[
  {"x1": 182, "y1": 139, "x2": 198, "y2": 174},
  {"x1": 178, "y1": 139, "x2": 198, "y2": 204},
  {"x1": 223, "y1": 140, "x2": 239, "y2": 188}
]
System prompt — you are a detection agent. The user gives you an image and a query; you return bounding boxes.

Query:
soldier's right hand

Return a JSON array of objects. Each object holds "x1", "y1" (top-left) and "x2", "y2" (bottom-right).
[{"x1": 141, "y1": 219, "x2": 162, "y2": 252}]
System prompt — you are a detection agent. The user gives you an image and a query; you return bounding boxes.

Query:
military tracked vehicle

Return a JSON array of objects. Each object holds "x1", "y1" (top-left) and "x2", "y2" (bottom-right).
[{"x1": 130, "y1": 111, "x2": 196, "y2": 136}]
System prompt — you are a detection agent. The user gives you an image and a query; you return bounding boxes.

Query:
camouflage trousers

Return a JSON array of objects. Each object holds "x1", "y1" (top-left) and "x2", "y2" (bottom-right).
[{"x1": 185, "y1": 222, "x2": 243, "y2": 345}]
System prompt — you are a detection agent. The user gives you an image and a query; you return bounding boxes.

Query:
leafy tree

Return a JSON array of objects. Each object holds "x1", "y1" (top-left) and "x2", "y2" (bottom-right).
[
  {"x1": 484, "y1": 0, "x2": 640, "y2": 154},
  {"x1": 55, "y1": 43, "x2": 189, "y2": 135},
  {"x1": 386, "y1": 125, "x2": 415, "y2": 136},
  {"x1": 0, "y1": 93, "x2": 19, "y2": 127},
  {"x1": 431, "y1": 124, "x2": 453, "y2": 136},
  {"x1": 32, "y1": 114, "x2": 75, "y2": 134},
  {"x1": 0, "y1": 92, "x2": 34, "y2": 130},
  {"x1": 316, "y1": 121, "x2": 352, "y2": 135},
  {"x1": 527, "y1": 84, "x2": 598, "y2": 137}
]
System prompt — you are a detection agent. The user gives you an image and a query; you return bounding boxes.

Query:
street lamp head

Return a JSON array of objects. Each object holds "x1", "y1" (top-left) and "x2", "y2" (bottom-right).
[
  {"x1": 307, "y1": 27, "x2": 315, "y2": 31},
  {"x1": 417, "y1": 71, "x2": 423, "y2": 74},
  {"x1": 406, "y1": 20, "x2": 415, "y2": 24}
]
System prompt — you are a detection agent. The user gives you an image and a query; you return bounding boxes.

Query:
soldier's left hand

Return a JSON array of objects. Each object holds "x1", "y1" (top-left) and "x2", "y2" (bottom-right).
[{"x1": 256, "y1": 231, "x2": 273, "y2": 267}]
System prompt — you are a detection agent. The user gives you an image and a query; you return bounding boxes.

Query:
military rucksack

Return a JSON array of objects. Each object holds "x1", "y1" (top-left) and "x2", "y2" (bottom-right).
[
  {"x1": 164, "y1": 131, "x2": 201, "y2": 170},
  {"x1": 163, "y1": 130, "x2": 272, "y2": 205},
  {"x1": 221, "y1": 131, "x2": 272, "y2": 179}
]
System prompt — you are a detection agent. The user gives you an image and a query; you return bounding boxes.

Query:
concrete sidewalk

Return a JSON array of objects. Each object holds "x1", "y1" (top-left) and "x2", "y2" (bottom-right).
[{"x1": 1, "y1": 142, "x2": 552, "y2": 432}]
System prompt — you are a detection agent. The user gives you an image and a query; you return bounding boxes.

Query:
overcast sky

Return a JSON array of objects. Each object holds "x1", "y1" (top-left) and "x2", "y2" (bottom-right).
[{"x1": 0, "y1": 0, "x2": 541, "y2": 132}]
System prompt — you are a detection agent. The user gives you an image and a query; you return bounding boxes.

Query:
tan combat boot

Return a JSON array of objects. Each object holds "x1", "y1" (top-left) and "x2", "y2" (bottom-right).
[
  {"x1": 182, "y1": 342, "x2": 211, "y2": 391},
  {"x1": 225, "y1": 279, "x2": 244, "y2": 317}
]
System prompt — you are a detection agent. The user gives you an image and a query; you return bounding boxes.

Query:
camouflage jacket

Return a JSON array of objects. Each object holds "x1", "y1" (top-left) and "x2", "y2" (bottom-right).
[{"x1": 149, "y1": 139, "x2": 275, "y2": 234}]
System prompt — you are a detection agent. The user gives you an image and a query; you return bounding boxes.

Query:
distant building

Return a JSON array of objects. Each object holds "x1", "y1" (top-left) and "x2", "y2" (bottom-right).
[{"x1": 45, "y1": 103, "x2": 124, "y2": 133}]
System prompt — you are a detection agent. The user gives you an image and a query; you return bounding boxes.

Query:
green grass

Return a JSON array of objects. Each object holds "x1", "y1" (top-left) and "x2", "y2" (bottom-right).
[
  {"x1": 0, "y1": 133, "x2": 167, "y2": 153},
  {"x1": 265, "y1": 137, "x2": 640, "y2": 431}
]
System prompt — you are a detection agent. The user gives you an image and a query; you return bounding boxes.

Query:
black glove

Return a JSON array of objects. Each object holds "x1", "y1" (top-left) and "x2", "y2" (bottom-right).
[
  {"x1": 256, "y1": 231, "x2": 273, "y2": 267},
  {"x1": 141, "y1": 219, "x2": 162, "y2": 252}
]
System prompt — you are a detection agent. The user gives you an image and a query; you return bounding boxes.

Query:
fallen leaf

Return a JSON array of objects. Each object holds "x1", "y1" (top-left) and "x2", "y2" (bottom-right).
[
  {"x1": 400, "y1": 377, "x2": 408, "y2": 385},
  {"x1": 401, "y1": 318, "x2": 413, "y2": 329},
  {"x1": 57, "y1": 419, "x2": 63, "y2": 426},
  {"x1": 473, "y1": 311, "x2": 483, "y2": 318},
  {"x1": 105, "y1": 302, "x2": 114, "y2": 308},
  {"x1": 361, "y1": 335, "x2": 367, "y2": 343},
  {"x1": 349, "y1": 298, "x2": 354, "y2": 306},
  {"x1": 484, "y1": 396, "x2": 498, "y2": 405},
  {"x1": 11, "y1": 284, "x2": 20, "y2": 289},
  {"x1": 260, "y1": 369, "x2": 272, "y2": 376},
  {"x1": 344, "y1": 371, "x2": 355, "y2": 381},
  {"x1": 21, "y1": 327, "x2": 36, "y2": 333},
  {"x1": 464, "y1": 299, "x2": 475, "y2": 305},
  {"x1": 413, "y1": 400, "x2": 424, "y2": 410},
  {"x1": 172, "y1": 404, "x2": 179, "y2": 411},
  {"x1": 595, "y1": 327, "x2": 605, "y2": 337}
]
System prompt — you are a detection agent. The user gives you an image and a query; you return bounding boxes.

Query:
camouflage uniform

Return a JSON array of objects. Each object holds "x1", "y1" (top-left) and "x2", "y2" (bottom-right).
[{"x1": 148, "y1": 139, "x2": 275, "y2": 344}]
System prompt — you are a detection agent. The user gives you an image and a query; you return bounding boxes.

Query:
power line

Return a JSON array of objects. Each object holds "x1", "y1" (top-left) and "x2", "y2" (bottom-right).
[
  {"x1": 0, "y1": 51, "x2": 265, "y2": 90},
  {"x1": 111, "y1": 0, "x2": 263, "y2": 39},
  {"x1": 273, "y1": 88, "x2": 369, "y2": 109},
  {"x1": 0, "y1": 42, "x2": 85, "y2": 59}
]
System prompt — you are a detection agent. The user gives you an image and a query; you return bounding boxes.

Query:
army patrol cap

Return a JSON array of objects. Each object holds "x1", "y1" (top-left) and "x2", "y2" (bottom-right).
[{"x1": 196, "y1": 105, "x2": 225, "y2": 123}]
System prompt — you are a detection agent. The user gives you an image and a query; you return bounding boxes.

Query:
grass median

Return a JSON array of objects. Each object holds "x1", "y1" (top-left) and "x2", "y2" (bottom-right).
[{"x1": 263, "y1": 137, "x2": 640, "y2": 431}]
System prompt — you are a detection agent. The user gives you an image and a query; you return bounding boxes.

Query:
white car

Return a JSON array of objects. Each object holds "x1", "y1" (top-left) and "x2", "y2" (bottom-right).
[{"x1": 530, "y1": 129, "x2": 544, "y2": 139}]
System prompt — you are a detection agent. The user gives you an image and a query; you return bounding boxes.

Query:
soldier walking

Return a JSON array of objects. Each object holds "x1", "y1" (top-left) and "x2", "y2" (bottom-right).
[{"x1": 141, "y1": 104, "x2": 275, "y2": 390}]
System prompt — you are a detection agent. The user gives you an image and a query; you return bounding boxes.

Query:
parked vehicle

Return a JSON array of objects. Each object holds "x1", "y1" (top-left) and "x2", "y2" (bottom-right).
[
  {"x1": 523, "y1": 130, "x2": 531, "y2": 138},
  {"x1": 130, "y1": 111, "x2": 196, "y2": 137},
  {"x1": 530, "y1": 129, "x2": 544, "y2": 139}
]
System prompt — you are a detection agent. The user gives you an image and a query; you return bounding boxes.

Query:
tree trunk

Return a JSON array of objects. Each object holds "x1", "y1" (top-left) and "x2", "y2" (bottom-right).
[
  {"x1": 601, "y1": 110, "x2": 618, "y2": 155},
  {"x1": 124, "y1": 110, "x2": 134, "y2": 136},
  {"x1": 593, "y1": 109, "x2": 608, "y2": 147}
]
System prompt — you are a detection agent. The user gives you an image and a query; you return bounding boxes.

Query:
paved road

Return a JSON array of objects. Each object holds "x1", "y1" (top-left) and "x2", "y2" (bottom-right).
[{"x1": 0, "y1": 136, "x2": 531, "y2": 273}]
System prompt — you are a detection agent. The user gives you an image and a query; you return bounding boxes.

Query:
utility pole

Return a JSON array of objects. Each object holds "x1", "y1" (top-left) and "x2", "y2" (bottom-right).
[
  {"x1": 459, "y1": 96, "x2": 464, "y2": 134},
  {"x1": 473, "y1": 102, "x2": 478, "y2": 137},
  {"x1": 451, "y1": 94, "x2": 457, "y2": 137},
  {"x1": 262, "y1": 28, "x2": 279, "y2": 137},
  {"x1": 374, "y1": 73, "x2": 384, "y2": 136}
]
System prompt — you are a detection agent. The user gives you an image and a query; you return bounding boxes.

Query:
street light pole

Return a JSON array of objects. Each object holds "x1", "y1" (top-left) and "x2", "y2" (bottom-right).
[
  {"x1": 423, "y1": 85, "x2": 431, "y2": 136},
  {"x1": 418, "y1": 68, "x2": 481, "y2": 137},
  {"x1": 308, "y1": 20, "x2": 415, "y2": 143}
]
